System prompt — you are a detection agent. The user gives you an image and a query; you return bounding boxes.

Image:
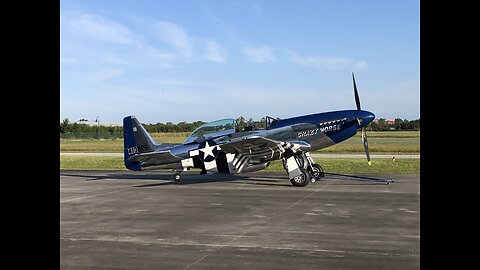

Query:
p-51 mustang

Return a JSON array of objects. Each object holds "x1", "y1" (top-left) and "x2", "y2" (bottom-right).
[{"x1": 123, "y1": 73, "x2": 374, "y2": 187}]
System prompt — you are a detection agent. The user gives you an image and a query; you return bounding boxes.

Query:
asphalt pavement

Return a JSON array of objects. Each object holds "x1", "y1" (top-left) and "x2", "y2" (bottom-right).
[{"x1": 60, "y1": 171, "x2": 419, "y2": 269}]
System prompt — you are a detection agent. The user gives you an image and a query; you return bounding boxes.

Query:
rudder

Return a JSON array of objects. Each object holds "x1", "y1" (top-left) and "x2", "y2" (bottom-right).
[{"x1": 123, "y1": 115, "x2": 156, "y2": 170}]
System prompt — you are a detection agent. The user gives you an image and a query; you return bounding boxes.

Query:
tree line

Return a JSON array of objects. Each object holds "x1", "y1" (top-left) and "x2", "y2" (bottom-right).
[
  {"x1": 60, "y1": 118, "x2": 124, "y2": 139},
  {"x1": 235, "y1": 117, "x2": 420, "y2": 131},
  {"x1": 60, "y1": 117, "x2": 420, "y2": 139},
  {"x1": 366, "y1": 118, "x2": 420, "y2": 131},
  {"x1": 143, "y1": 121, "x2": 206, "y2": 133}
]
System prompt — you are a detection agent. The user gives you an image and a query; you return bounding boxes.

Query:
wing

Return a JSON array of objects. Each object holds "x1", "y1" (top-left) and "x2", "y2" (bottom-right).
[
  {"x1": 219, "y1": 136, "x2": 286, "y2": 173},
  {"x1": 220, "y1": 136, "x2": 283, "y2": 160}
]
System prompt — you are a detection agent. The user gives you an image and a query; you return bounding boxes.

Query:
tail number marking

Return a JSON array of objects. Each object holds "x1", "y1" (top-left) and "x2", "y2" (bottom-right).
[{"x1": 127, "y1": 145, "x2": 150, "y2": 155}]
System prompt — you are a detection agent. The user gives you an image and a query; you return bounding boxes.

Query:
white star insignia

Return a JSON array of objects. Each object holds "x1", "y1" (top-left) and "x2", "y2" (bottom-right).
[{"x1": 202, "y1": 141, "x2": 216, "y2": 160}]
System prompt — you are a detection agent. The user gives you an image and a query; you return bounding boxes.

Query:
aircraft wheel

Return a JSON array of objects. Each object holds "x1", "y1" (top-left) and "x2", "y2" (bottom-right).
[
  {"x1": 290, "y1": 168, "x2": 310, "y2": 187},
  {"x1": 174, "y1": 173, "x2": 182, "y2": 182},
  {"x1": 308, "y1": 164, "x2": 325, "y2": 179}
]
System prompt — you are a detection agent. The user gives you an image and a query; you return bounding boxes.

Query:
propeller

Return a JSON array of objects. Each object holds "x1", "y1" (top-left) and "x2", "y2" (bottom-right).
[
  {"x1": 361, "y1": 127, "x2": 371, "y2": 166},
  {"x1": 352, "y1": 73, "x2": 371, "y2": 166},
  {"x1": 353, "y1": 73, "x2": 361, "y2": 110}
]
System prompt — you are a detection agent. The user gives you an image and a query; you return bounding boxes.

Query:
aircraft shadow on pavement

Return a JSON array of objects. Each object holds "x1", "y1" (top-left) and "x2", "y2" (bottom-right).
[
  {"x1": 131, "y1": 173, "x2": 294, "y2": 188},
  {"x1": 60, "y1": 172, "x2": 170, "y2": 181},
  {"x1": 60, "y1": 171, "x2": 391, "y2": 188},
  {"x1": 322, "y1": 172, "x2": 393, "y2": 185},
  {"x1": 60, "y1": 171, "x2": 293, "y2": 187}
]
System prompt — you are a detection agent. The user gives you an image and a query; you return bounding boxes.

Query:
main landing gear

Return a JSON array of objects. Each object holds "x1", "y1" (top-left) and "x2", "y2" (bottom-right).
[
  {"x1": 290, "y1": 170, "x2": 310, "y2": 187},
  {"x1": 283, "y1": 152, "x2": 325, "y2": 187}
]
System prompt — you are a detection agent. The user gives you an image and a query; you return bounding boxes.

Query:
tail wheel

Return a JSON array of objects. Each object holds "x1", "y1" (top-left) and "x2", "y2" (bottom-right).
[
  {"x1": 174, "y1": 173, "x2": 182, "y2": 182},
  {"x1": 308, "y1": 164, "x2": 325, "y2": 179},
  {"x1": 290, "y1": 168, "x2": 310, "y2": 187}
]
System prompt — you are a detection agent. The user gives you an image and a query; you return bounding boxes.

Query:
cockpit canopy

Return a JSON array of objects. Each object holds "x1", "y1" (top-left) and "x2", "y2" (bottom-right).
[
  {"x1": 183, "y1": 118, "x2": 236, "y2": 144},
  {"x1": 265, "y1": 116, "x2": 280, "y2": 129}
]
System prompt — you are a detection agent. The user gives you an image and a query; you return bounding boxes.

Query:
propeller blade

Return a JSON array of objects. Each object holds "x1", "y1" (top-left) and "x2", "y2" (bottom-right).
[
  {"x1": 361, "y1": 127, "x2": 371, "y2": 166},
  {"x1": 353, "y1": 72, "x2": 361, "y2": 110}
]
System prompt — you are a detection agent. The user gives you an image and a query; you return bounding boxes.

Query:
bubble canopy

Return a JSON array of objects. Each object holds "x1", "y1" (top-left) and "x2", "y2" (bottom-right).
[{"x1": 183, "y1": 119, "x2": 236, "y2": 144}]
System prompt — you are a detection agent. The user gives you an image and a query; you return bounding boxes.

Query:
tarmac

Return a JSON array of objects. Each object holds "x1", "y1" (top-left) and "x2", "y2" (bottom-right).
[{"x1": 60, "y1": 171, "x2": 419, "y2": 270}]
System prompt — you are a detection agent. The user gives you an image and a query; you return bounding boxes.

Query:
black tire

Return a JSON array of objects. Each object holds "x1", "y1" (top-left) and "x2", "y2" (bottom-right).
[
  {"x1": 174, "y1": 173, "x2": 181, "y2": 181},
  {"x1": 308, "y1": 164, "x2": 325, "y2": 179},
  {"x1": 290, "y1": 168, "x2": 310, "y2": 187}
]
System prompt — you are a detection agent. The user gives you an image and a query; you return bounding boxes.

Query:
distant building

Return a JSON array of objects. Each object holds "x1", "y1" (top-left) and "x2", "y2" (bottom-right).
[
  {"x1": 385, "y1": 119, "x2": 395, "y2": 125},
  {"x1": 373, "y1": 119, "x2": 395, "y2": 124}
]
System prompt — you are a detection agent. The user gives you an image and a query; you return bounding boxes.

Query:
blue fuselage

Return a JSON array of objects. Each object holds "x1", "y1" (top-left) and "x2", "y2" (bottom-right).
[
  {"x1": 164, "y1": 109, "x2": 374, "y2": 159},
  {"x1": 123, "y1": 109, "x2": 375, "y2": 171},
  {"x1": 263, "y1": 109, "x2": 374, "y2": 151}
]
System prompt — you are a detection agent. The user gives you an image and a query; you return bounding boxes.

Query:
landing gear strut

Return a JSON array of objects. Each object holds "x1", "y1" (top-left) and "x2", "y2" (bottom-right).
[
  {"x1": 303, "y1": 152, "x2": 325, "y2": 182},
  {"x1": 307, "y1": 164, "x2": 325, "y2": 180},
  {"x1": 283, "y1": 152, "x2": 325, "y2": 187}
]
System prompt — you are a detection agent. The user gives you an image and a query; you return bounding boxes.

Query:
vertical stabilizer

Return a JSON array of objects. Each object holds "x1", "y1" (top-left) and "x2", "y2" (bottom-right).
[{"x1": 123, "y1": 115, "x2": 156, "y2": 170}]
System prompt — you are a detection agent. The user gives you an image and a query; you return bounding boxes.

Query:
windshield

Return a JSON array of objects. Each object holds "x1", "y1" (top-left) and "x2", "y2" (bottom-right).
[
  {"x1": 265, "y1": 116, "x2": 280, "y2": 129},
  {"x1": 184, "y1": 119, "x2": 235, "y2": 144}
]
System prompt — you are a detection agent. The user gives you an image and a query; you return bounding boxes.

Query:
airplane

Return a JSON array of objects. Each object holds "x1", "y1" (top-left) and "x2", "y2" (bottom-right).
[{"x1": 123, "y1": 73, "x2": 374, "y2": 187}]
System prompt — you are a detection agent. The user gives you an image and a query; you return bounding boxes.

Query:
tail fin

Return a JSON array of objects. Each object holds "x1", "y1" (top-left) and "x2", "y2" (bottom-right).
[{"x1": 123, "y1": 115, "x2": 156, "y2": 170}]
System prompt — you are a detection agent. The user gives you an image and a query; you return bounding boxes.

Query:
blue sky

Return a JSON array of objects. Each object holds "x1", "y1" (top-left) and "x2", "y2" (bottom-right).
[{"x1": 60, "y1": 0, "x2": 419, "y2": 124}]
